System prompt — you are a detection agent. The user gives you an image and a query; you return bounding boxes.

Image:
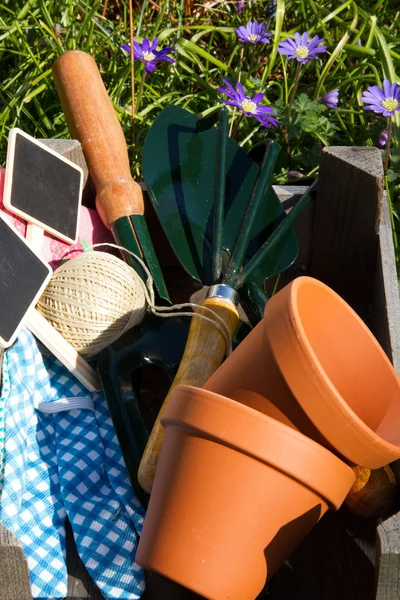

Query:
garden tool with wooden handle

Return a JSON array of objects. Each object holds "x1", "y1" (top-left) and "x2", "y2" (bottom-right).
[
  {"x1": 52, "y1": 50, "x2": 169, "y2": 302},
  {"x1": 345, "y1": 465, "x2": 398, "y2": 519},
  {"x1": 137, "y1": 186, "x2": 313, "y2": 492},
  {"x1": 137, "y1": 112, "x2": 313, "y2": 493},
  {"x1": 137, "y1": 109, "x2": 241, "y2": 493},
  {"x1": 138, "y1": 288, "x2": 240, "y2": 492}
]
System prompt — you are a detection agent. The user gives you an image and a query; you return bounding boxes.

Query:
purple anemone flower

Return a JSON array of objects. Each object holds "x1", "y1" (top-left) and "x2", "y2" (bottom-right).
[
  {"x1": 321, "y1": 89, "x2": 339, "y2": 109},
  {"x1": 265, "y1": 0, "x2": 277, "y2": 18},
  {"x1": 278, "y1": 32, "x2": 327, "y2": 64},
  {"x1": 121, "y1": 37, "x2": 175, "y2": 73},
  {"x1": 217, "y1": 78, "x2": 278, "y2": 129},
  {"x1": 288, "y1": 170, "x2": 303, "y2": 180},
  {"x1": 361, "y1": 79, "x2": 400, "y2": 117},
  {"x1": 235, "y1": 21, "x2": 272, "y2": 45},
  {"x1": 378, "y1": 129, "x2": 389, "y2": 149},
  {"x1": 236, "y1": 0, "x2": 245, "y2": 14}
]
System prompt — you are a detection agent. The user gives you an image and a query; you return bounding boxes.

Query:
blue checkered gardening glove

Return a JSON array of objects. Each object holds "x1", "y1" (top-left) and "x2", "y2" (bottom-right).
[{"x1": 0, "y1": 328, "x2": 146, "y2": 599}]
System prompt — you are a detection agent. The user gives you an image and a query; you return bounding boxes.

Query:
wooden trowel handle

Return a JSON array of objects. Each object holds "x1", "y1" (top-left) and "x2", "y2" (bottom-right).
[
  {"x1": 138, "y1": 296, "x2": 240, "y2": 494},
  {"x1": 52, "y1": 50, "x2": 144, "y2": 228}
]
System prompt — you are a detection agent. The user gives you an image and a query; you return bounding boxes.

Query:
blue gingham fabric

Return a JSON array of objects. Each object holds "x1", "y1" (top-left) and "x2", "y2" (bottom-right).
[{"x1": 0, "y1": 328, "x2": 146, "y2": 599}]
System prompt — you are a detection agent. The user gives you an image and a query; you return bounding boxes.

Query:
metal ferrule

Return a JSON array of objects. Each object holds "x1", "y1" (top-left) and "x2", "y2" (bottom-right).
[{"x1": 206, "y1": 284, "x2": 240, "y2": 306}]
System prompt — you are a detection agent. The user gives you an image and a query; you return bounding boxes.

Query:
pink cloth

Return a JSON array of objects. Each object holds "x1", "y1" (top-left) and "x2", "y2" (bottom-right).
[{"x1": 0, "y1": 167, "x2": 113, "y2": 270}]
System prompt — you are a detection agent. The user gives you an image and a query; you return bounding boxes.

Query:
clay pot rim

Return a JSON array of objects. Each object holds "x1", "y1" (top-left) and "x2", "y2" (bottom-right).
[
  {"x1": 162, "y1": 385, "x2": 355, "y2": 510},
  {"x1": 269, "y1": 276, "x2": 400, "y2": 462}
]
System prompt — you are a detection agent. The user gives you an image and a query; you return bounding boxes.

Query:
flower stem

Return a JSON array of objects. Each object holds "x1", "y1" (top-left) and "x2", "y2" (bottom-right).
[
  {"x1": 231, "y1": 114, "x2": 244, "y2": 138},
  {"x1": 135, "y1": 70, "x2": 147, "y2": 116},
  {"x1": 229, "y1": 45, "x2": 245, "y2": 137},
  {"x1": 288, "y1": 62, "x2": 301, "y2": 117},
  {"x1": 384, "y1": 116, "x2": 393, "y2": 175},
  {"x1": 249, "y1": 0, "x2": 254, "y2": 17},
  {"x1": 249, "y1": 44, "x2": 256, "y2": 75}
]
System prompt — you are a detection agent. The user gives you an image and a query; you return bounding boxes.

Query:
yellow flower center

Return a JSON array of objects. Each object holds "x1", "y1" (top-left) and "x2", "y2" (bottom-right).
[
  {"x1": 143, "y1": 51, "x2": 155, "y2": 61},
  {"x1": 382, "y1": 97, "x2": 399, "y2": 112},
  {"x1": 295, "y1": 46, "x2": 309, "y2": 59},
  {"x1": 241, "y1": 99, "x2": 257, "y2": 114},
  {"x1": 248, "y1": 34, "x2": 258, "y2": 42}
]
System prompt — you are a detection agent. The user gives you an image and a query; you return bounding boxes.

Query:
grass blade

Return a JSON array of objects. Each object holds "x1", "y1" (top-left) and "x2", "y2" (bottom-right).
[
  {"x1": 262, "y1": 0, "x2": 285, "y2": 84},
  {"x1": 315, "y1": 2, "x2": 358, "y2": 98}
]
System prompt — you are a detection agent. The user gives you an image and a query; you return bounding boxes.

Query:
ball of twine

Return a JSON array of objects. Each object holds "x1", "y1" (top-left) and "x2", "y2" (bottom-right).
[{"x1": 37, "y1": 251, "x2": 146, "y2": 359}]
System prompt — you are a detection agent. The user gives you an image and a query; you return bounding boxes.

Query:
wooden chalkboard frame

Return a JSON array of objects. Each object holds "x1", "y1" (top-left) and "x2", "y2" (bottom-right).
[
  {"x1": 3, "y1": 128, "x2": 84, "y2": 245},
  {"x1": 0, "y1": 214, "x2": 52, "y2": 348}
]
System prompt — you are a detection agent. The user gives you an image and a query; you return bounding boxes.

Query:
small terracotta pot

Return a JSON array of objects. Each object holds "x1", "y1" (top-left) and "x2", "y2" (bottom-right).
[
  {"x1": 205, "y1": 276, "x2": 400, "y2": 468},
  {"x1": 137, "y1": 385, "x2": 355, "y2": 600}
]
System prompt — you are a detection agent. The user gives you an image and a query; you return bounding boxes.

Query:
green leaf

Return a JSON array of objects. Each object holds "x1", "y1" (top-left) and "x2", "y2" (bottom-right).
[
  {"x1": 315, "y1": 2, "x2": 358, "y2": 98},
  {"x1": 177, "y1": 38, "x2": 253, "y2": 89},
  {"x1": 262, "y1": 0, "x2": 285, "y2": 84},
  {"x1": 387, "y1": 169, "x2": 399, "y2": 183},
  {"x1": 343, "y1": 43, "x2": 375, "y2": 57},
  {"x1": 374, "y1": 24, "x2": 400, "y2": 148}
]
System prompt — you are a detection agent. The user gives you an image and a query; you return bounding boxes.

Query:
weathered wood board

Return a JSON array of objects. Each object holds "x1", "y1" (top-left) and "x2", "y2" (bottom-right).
[
  {"x1": 269, "y1": 147, "x2": 400, "y2": 600},
  {"x1": 1, "y1": 142, "x2": 399, "y2": 600}
]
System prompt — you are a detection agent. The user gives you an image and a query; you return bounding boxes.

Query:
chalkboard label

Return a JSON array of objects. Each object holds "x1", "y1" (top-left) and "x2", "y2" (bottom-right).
[
  {"x1": 3, "y1": 128, "x2": 83, "y2": 244},
  {"x1": 0, "y1": 215, "x2": 51, "y2": 347}
]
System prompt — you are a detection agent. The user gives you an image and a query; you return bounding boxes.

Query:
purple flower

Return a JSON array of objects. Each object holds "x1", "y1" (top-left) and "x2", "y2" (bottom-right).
[
  {"x1": 361, "y1": 79, "x2": 400, "y2": 117},
  {"x1": 236, "y1": 0, "x2": 245, "y2": 14},
  {"x1": 288, "y1": 170, "x2": 303, "y2": 180},
  {"x1": 235, "y1": 21, "x2": 272, "y2": 45},
  {"x1": 217, "y1": 78, "x2": 278, "y2": 128},
  {"x1": 321, "y1": 89, "x2": 339, "y2": 109},
  {"x1": 378, "y1": 129, "x2": 389, "y2": 149},
  {"x1": 121, "y1": 37, "x2": 175, "y2": 73},
  {"x1": 278, "y1": 32, "x2": 327, "y2": 64},
  {"x1": 265, "y1": 0, "x2": 277, "y2": 17}
]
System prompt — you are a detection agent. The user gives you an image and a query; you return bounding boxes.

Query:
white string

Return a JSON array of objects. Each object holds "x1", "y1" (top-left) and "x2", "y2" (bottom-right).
[{"x1": 86, "y1": 243, "x2": 233, "y2": 356}]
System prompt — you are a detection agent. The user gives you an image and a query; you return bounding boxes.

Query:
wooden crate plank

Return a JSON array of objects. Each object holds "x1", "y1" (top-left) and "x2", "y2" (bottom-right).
[
  {"x1": 265, "y1": 185, "x2": 315, "y2": 294},
  {"x1": 269, "y1": 511, "x2": 376, "y2": 600},
  {"x1": 371, "y1": 190, "x2": 400, "y2": 373},
  {"x1": 376, "y1": 515, "x2": 400, "y2": 600},
  {"x1": 368, "y1": 183, "x2": 400, "y2": 600},
  {"x1": 310, "y1": 146, "x2": 384, "y2": 319},
  {"x1": 0, "y1": 523, "x2": 32, "y2": 600}
]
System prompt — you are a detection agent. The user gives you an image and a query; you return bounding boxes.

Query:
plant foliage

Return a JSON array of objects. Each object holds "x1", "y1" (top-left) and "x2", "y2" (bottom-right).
[{"x1": 1, "y1": 0, "x2": 400, "y2": 269}]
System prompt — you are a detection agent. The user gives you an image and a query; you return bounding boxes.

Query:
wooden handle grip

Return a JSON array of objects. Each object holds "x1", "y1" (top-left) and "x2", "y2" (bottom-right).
[
  {"x1": 138, "y1": 296, "x2": 240, "y2": 493},
  {"x1": 344, "y1": 465, "x2": 398, "y2": 519},
  {"x1": 52, "y1": 50, "x2": 144, "y2": 228}
]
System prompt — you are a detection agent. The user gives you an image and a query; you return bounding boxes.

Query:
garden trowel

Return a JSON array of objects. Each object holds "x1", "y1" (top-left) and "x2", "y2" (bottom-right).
[{"x1": 52, "y1": 50, "x2": 170, "y2": 302}]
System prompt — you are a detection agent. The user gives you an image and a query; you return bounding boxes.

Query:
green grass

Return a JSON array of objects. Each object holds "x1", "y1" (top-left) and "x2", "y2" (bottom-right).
[{"x1": 1, "y1": 0, "x2": 400, "y2": 271}]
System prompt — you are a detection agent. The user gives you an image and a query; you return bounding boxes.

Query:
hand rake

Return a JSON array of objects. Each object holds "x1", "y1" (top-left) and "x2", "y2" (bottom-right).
[{"x1": 138, "y1": 104, "x2": 315, "y2": 492}]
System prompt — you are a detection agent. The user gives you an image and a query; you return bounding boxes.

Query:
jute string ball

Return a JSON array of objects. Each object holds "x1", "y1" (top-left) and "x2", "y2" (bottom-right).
[{"x1": 36, "y1": 251, "x2": 146, "y2": 359}]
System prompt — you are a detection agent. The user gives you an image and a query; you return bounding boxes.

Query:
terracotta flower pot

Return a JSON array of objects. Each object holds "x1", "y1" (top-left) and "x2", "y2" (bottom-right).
[
  {"x1": 137, "y1": 385, "x2": 355, "y2": 600},
  {"x1": 205, "y1": 276, "x2": 400, "y2": 468}
]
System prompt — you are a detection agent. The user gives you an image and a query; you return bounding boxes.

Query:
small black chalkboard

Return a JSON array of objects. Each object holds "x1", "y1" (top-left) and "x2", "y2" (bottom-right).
[
  {"x1": 0, "y1": 215, "x2": 51, "y2": 347},
  {"x1": 3, "y1": 128, "x2": 83, "y2": 244}
]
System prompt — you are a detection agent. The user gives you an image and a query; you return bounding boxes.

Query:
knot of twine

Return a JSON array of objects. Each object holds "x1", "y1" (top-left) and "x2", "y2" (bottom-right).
[{"x1": 37, "y1": 243, "x2": 233, "y2": 359}]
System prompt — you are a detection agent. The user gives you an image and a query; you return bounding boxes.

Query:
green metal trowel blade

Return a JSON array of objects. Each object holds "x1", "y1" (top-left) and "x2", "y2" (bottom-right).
[
  {"x1": 112, "y1": 215, "x2": 170, "y2": 302},
  {"x1": 143, "y1": 104, "x2": 298, "y2": 287}
]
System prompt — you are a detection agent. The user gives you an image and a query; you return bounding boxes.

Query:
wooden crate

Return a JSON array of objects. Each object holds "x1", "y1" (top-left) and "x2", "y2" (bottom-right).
[
  {"x1": 266, "y1": 146, "x2": 400, "y2": 600},
  {"x1": 1, "y1": 142, "x2": 399, "y2": 600}
]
